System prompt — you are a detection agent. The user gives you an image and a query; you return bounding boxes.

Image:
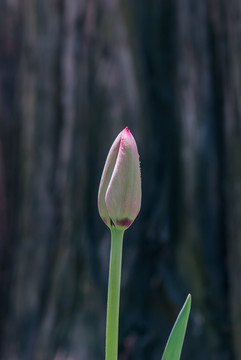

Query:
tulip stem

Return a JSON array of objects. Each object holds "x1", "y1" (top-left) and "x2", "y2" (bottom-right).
[{"x1": 105, "y1": 228, "x2": 124, "y2": 360}]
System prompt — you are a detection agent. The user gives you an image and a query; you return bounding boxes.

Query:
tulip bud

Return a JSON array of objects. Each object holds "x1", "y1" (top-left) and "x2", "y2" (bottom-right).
[{"x1": 98, "y1": 127, "x2": 141, "y2": 230}]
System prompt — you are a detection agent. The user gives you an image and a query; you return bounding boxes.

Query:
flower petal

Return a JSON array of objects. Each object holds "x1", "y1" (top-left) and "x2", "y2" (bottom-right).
[
  {"x1": 105, "y1": 128, "x2": 141, "y2": 229},
  {"x1": 98, "y1": 132, "x2": 122, "y2": 228}
]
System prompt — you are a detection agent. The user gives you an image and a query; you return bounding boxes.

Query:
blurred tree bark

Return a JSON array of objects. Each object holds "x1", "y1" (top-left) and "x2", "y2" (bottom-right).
[{"x1": 0, "y1": 0, "x2": 241, "y2": 359}]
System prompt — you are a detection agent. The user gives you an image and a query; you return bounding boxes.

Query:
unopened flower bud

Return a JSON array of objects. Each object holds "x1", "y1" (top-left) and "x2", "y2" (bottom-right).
[{"x1": 98, "y1": 127, "x2": 141, "y2": 231}]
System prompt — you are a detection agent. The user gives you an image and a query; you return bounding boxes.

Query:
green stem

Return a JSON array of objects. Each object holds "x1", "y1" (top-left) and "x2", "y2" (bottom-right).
[{"x1": 105, "y1": 228, "x2": 124, "y2": 360}]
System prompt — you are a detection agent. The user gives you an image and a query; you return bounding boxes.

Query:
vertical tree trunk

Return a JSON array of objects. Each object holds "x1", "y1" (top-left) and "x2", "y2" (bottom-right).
[
  {"x1": 222, "y1": 1, "x2": 241, "y2": 359},
  {"x1": 0, "y1": 0, "x2": 241, "y2": 359},
  {"x1": 175, "y1": 1, "x2": 231, "y2": 357}
]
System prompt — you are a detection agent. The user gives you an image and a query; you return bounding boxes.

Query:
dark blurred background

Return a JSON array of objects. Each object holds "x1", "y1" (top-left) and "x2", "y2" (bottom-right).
[{"x1": 0, "y1": 0, "x2": 241, "y2": 359}]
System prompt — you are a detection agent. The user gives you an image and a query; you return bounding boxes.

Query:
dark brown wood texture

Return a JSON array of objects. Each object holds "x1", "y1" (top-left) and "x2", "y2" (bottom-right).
[{"x1": 0, "y1": 0, "x2": 240, "y2": 359}]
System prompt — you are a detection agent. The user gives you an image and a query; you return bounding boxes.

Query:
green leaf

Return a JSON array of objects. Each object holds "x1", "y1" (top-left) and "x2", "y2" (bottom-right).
[{"x1": 161, "y1": 294, "x2": 191, "y2": 360}]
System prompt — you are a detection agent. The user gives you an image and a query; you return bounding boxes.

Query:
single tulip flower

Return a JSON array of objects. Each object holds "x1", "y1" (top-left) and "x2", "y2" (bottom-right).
[
  {"x1": 98, "y1": 127, "x2": 141, "y2": 360},
  {"x1": 98, "y1": 127, "x2": 141, "y2": 231},
  {"x1": 98, "y1": 128, "x2": 190, "y2": 360}
]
